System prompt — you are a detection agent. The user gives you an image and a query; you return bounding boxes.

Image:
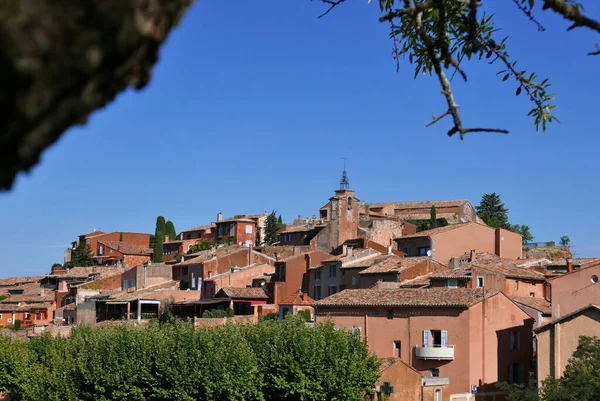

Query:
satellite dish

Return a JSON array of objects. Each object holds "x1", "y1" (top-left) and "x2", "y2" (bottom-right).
[{"x1": 426, "y1": 250, "x2": 432, "y2": 257}]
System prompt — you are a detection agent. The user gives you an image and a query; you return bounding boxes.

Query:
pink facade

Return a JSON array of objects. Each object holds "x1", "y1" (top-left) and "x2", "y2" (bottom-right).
[{"x1": 547, "y1": 264, "x2": 600, "y2": 317}]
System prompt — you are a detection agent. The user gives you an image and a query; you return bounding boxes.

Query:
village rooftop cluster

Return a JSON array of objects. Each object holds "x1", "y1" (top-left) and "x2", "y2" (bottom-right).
[{"x1": 1, "y1": 173, "x2": 599, "y2": 401}]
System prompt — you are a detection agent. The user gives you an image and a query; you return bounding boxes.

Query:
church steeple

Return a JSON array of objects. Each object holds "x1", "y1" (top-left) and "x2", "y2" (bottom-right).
[{"x1": 340, "y1": 157, "x2": 350, "y2": 190}]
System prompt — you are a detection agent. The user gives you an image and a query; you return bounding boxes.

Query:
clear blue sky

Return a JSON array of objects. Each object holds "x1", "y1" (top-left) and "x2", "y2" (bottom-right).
[{"x1": 1, "y1": 1, "x2": 599, "y2": 277}]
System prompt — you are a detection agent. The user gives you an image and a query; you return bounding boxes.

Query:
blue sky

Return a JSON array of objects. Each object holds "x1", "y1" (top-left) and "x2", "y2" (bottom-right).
[{"x1": 1, "y1": 1, "x2": 599, "y2": 277}]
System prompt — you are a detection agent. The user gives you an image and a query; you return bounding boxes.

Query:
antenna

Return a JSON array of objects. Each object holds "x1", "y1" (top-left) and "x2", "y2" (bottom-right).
[{"x1": 340, "y1": 157, "x2": 350, "y2": 190}]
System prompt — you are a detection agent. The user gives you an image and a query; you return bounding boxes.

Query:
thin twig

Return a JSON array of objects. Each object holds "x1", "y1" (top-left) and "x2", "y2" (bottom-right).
[
  {"x1": 317, "y1": 0, "x2": 346, "y2": 19},
  {"x1": 390, "y1": 22, "x2": 401, "y2": 72},
  {"x1": 511, "y1": 0, "x2": 546, "y2": 31}
]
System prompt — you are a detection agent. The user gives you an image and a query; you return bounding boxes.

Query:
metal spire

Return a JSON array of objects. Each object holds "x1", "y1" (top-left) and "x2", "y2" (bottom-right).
[{"x1": 340, "y1": 157, "x2": 350, "y2": 190}]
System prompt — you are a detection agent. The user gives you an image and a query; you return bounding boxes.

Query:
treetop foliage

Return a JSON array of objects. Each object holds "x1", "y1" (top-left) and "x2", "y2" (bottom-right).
[
  {"x1": 476, "y1": 192, "x2": 533, "y2": 241},
  {"x1": 0, "y1": 315, "x2": 380, "y2": 401},
  {"x1": 318, "y1": 0, "x2": 600, "y2": 138}
]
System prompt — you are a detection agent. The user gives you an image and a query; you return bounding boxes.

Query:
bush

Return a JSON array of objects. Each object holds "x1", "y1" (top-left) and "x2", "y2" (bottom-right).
[
  {"x1": 297, "y1": 309, "x2": 312, "y2": 322},
  {"x1": 0, "y1": 315, "x2": 380, "y2": 400},
  {"x1": 202, "y1": 308, "x2": 233, "y2": 318}
]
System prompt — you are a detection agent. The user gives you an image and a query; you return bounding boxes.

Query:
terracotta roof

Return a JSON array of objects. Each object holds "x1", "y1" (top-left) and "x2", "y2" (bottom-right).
[
  {"x1": 378, "y1": 358, "x2": 421, "y2": 375},
  {"x1": 396, "y1": 223, "x2": 476, "y2": 239},
  {"x1": 204, "y1": 264, "x2": 274, "y2": 282},
  {"x1": 0, "y1": 302, "x2": 53, "y2": 312},
  {"x1": 218, "y1": 287, "x2": 268, "y2": 299},
  {"x1": 472, "y1": 263, "x2": 546, "y2": 281},
  {"x1": 108, "y1": 281, "x2": 180, "y2": 302},
  {"x1": 58, "y1": 266, "x2": 129, "y2": 279},
  {"x1": 534, "y1": 304, "x2": 600, "y2": 333},
  {"x1": 399, "y1": 273, "x2": 433, "y2": 288},
  {"x1": 548, "y1": 258, "x2": 600, "y2": 267},
  {"x1": 0, "y1": 276, "x2": 43, "y2": 287},
  {"x1": 280, "y1": 290, "x2": 315, "y2": 306},
  {"x1": 359, "y1": 256, "x2": 427, "y2": 275},
  {"x1": 181, "y1": 223, "x2": 215, "y2": 233},
  {"x1": 278, "y1": 251, "x2": 332, "y2": 266},
  {"x1": 547, "y1": 263, "x2": 600, "y2": 281},
  {"x1": 367, "y1": 199, "x2": 470, "y2": 210},
  {"x1": 511, "y1": 296, "x2": 552, "y2": 315},
  {"x1": 0, "y1": 292, "x2": 55, "y2": 303},
  {"x1": 323, "y1": 248, "x2": 376, "y2": 263},
  {"x1": 216, "y1": 216, "x2": 255, "y2": 224},
  {"x1": 391, "y1": 212, "x2": 457, "y2": 221},
  {"x1": 515, "y1": 258, "x2": 553, "y2": 267},
  {"x1": 175, "y1": 246, "x2": 255, "y2": 266},
  {"x1": 98, "y1": 240, "x2": 151, "y2": 256},
  {"x1": 81, "y1": 230, "x2": 106, "y2": 237},
  {"x1": 278, "y1": 225, "x2": 324, "y2": 234},
  {"x1": 430, "y1": 268, "x2": 472, "y2": 279},
  {"x1": 342, "y1": 253, "x2": 384, "y2": 269},
  {"x1": 315, "y1": 288, "x2": 498, "y2": 307}
]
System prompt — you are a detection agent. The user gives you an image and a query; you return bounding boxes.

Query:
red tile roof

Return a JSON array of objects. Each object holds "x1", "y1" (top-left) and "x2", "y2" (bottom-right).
[
  {"x1": 0, "y1": 292, "x2": 55, "y2": 304},
  {"x1": 358, "y1": 256, "x2": 427, "y2": 275},
  {"x1": 534, "y1": 304, "x2": 600, "y2": 333},
  {"x1": 99, "y1": 241, "x2": 151, "y2": 256},
  {"x1": 397, "y1": 223, "x2": 477, "y2": 239},
  {"x1": 218, "y1": 287, "x2": 268, "y2": 299},
  {"x1": 108, "y1": 281, "x2": 180, "y2": 302},
  {"x1": 181, "y1": 223, "x2": 216, "y2": 233},
  {"x1": 511, "y1": 296, "x2": 552, "y2": 315},
  {"x1": 315, "y1": 288, "x2": 498, "y2": 308},
  {"x1": 280, "y1": 290, "x2": 315, "y2": 306}
]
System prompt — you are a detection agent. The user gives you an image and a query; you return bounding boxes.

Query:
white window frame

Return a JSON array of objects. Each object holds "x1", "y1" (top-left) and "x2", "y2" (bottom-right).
[
  {"x1": 477, "y1": 276, "x2": 485, "y2": 288},
  {"x1": 245, "y1": 225, "x2": 253, "y2": 234}
]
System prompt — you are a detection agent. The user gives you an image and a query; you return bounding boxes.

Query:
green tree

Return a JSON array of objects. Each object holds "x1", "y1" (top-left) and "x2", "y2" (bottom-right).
[
  {"x1": 314, "y1": 0, "x2": 600, "y2": 138},
  {"x1": 264, "y1": 210, "x2": 282, "y2": 245},
  {"x1": 155, "y1": 216, "x2": 166, "y2": 237},
  {"x1": 511, "y1": 224, "x2": 534, "y2": 243},
  {"x1": 430, "y1": 205, "x2": 437, "y2": 229},
  {"x1": 477, "y1": 193, "x2": 510, "y2": 228},
  {"x1": 497, "y1": 374, "x2": 539, "y2": 401},
  {"x1": 188, "y1": 240, "x2": 214, "y2": 254},
  {"x1": 560, "y1": 236, "x2": 571, "y2": 247},
  {"x1": 119, "y1": 232, "x2": 123, "y2": 241},
  {"x1": 65, "y1": 243, "x2": 96, "y2": 268},
  {"x1": 153, "y1": 231, "x2": 164, "y2": 263},
  {"x1": 165, "y1": 220, "x2": 177, "y2": 242}
]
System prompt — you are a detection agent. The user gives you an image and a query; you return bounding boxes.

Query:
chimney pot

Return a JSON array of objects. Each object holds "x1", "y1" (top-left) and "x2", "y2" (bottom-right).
[
  {"x1": 387, "y1": 245, "x2": 392, "y2": 255},
  {"x1": 566, "y1": 258, "x2": 573, "y2": 273},
  {"x1": 217, "y1": 212, "x2": 223, "y2": 222}
]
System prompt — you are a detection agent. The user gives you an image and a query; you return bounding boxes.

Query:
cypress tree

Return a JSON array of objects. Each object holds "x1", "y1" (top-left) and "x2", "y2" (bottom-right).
[
  {"x1": 153, "y1": 231, "x2": 164, "y2": 263},
  {"x1": 155, "y1": 216, "x2": 166, "y2": 237},
  {"x1": 430, "y1": 206, "x2": 437, "y2": 229},
  {"x1": 119, "y1": 232, "x2": 123, "y2": 242},
  {"x1": 165, "y1": 221, "x2": 177, "y2": 242}
]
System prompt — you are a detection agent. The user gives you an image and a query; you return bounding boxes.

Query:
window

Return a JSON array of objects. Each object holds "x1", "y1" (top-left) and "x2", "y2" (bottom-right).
[
  {"x1": 447, "y1": 279, "x2": 458, "y2": 288},
  {"x1": 246, "y1": 225, "x2": 253, "y2": 234},
  {"x1": 191, "y1": 272, "x2": 196, "y2": 289},
  {"x1": 387, "y1": 309, "x2": 394, "y2": 320},
  {"x1": 278, "y1": 265, "x2": 286, "y2": 281},
  {"x1": 434, "y1": 389, "x2": 442, "y2": 401},
  {"x1": 217, "y1": 226, "x2": 223, "y2": 236},
  {"x1": 394, "y1": 341, "x2": 401, "y2": 357},
  {"x1": 98, "y1": 245, "x2": 103, "y2": 255},
  {"x1": 24, "y1": 313, "x2": 30, "y2": 320},
  {"x1": 182, "y1": 267, "x2": 188, "y2": 276},
  {"x1": 418, "y1": 247, "x2": 431, "y2": 256},
  {"x1": 186, "y1": 234, "x2": 191, "y2": 240},
  {"x1": 314, "y1": 286, "x2": 321, "y2": 300},
  {"x1": 508, "y1": 363, "x2": 524, "y2": 384},
  {"x1": 352, "y1": 276, "x2": 357, "y2": 286},
  {"x1": 423, "y1": 330, "x2": 448, "y2": 347},
  {"x1": 328, "y1": 285, "x2": 337, "y2": 296},
  {"x1": 510, "y1": 331, "x2": 520, "y2": 350},
  {"x1": 430, "y1": 368, "x2": 440, "y2": 377},
  {"x1": 402, "y1": 247, "x2": 410, "y2": 256},
  {"x1": 284, "y1": 234, "x2": 292, "y2": 242},
  {"x1": 529, "y1": 292, "x2": 535, "y2": 297},
  {"x1": 477, "y1": 276, "x2": 484, "y2": 288},
  {"x1": 315, "y1": 270, "x2": 321, "y2": 280},
  {"x1": 129, "y1": 279, "x2": 135, "y2": 288},
  {"x1": 229, "y1": 223, "x2": 235, "y2": 236},
  {"x1": 329, "y1": 265, "x2": 336, "y2": 278},
  {"x1": 122, "y1": 280, "x2": 128, "y2": 289},
  {"x1": 514, "y1": 281, "x2": 519, "y2": 290},
  {"x1": 163, "y1": 246, "x2": 170, "y2": 255}
]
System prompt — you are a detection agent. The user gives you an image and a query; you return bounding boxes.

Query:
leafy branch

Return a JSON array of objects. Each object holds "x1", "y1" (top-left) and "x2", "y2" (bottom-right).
[{"x1": 316, "y1": 0, "x2": 600, "y2": 138}]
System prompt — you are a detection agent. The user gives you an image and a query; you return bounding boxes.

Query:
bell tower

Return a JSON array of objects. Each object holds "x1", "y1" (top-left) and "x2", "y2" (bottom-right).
[{"x1": 327, "y1": 159, "x2": 359, "y2": 249}]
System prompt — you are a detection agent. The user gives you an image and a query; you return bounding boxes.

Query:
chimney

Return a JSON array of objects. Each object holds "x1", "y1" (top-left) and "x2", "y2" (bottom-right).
[
  {"x1": 342, "y1": 244, "x2": 348, "y2": 256},
  {"x1": 164, "y1": 235, "x2": 169, "y2": 243},
  {"x1": 566, "y1": 258, "x2": 573, "y2": 273},
  {"x1": 217, "y1": 212, "x2": 223, "y2": 222},
  {"x1": 387, "y1": 245, "x2": 392, "y2": 255},
  {"x1": 554, "y1": 303, "x2": 560, "y2": 319},
  {"x1": 346, "y1": 246, "x2": 353, "y2": 257}
]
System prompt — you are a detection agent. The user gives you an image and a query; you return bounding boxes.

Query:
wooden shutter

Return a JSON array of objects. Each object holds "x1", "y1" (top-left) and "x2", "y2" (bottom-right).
[
  {"x1": 518, "y1": 364, "x2": 524, "y2": 384},
  {"x1": 441, "y1": 330, "x2": 448, "y2": 347},
  {"x1": 423, "y1": 330, "x2": 431, "y2": 347}
]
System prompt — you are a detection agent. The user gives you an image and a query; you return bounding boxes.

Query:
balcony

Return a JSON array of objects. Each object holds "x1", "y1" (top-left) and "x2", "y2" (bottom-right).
[{"x1": 415, "y1": 345, "x2": 455, "y2": 360}]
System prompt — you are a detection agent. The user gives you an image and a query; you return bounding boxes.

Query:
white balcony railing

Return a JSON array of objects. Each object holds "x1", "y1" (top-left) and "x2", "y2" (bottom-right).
[{"x1": 415, "y1": 345, "x2": 455, "y2": 360}]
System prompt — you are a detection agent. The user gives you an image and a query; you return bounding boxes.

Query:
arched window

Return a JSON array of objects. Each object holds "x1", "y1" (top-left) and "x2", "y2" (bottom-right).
[
  {"x1": 347, "y1": 197, "x2": 353, "y2": 210},
  {"x1": 434, "y1": 389, "x2": 441, "y2": 401}
]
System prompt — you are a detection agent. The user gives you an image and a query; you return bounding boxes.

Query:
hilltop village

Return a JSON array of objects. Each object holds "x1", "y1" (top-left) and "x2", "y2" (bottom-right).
[{"x1": 1, "y1": 175, "x2": 599, "y2": 401}]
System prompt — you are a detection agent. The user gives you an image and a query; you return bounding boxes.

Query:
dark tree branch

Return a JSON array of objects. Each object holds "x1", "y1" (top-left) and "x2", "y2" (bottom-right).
[
  {"x1": 390, "y1": 22, "x2": 401, "y2": 72},
  {"x1": 542, "y1": 0, "x2": 600, "y2": 33},
  {"x1": 511, "y1": 0, "x2": 546, "y2": 31},
  {"x1": 317, "y1": 0, "x2": 346, "y2": 18}
]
